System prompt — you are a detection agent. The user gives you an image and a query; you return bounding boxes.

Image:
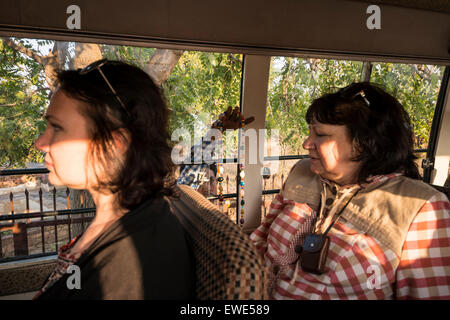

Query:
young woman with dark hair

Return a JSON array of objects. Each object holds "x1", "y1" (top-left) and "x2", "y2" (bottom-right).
[
  {"x1": 251, "y1": 82, "x2": 450, "y2": 300},
  {"x1": 33, "y1": 59, "x2": 194, "y2": 299}
]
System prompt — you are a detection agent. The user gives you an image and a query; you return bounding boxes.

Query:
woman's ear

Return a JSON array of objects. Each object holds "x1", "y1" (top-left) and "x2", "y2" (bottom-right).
[
  {"x1": 351, "y1": 139, "x2": 363, "y2": 159},
  {"x1": 112, "y1": 129, "x2": 130, "y2": 155}
]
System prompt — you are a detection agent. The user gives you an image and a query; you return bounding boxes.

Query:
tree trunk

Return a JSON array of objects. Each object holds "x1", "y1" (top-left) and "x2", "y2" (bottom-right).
[
  {"x1": 144, "y1": 49, "x2": 184, "y2": 86},
  {"x1": 70, "y1": 43, "x2": 103, "y2": 69},
  {"x1": 361, "y1": 62, "x2": 373, "y2": 82}
]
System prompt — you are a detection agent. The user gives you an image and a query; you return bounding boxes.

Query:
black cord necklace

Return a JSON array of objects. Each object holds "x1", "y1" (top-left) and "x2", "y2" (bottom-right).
[{"x1": 295, "y1": 188, "x2": 360, "y2": 275}]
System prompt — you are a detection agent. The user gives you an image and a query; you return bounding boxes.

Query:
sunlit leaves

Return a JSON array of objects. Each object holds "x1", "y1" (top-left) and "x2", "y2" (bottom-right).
[
  {"x1": 164, "y1": 52, "x2": 243, "y2": 139},
  {"x1": 371, "y1": 63, "x2": 444, "y2": 149},
  {"x1": 266, "y1": 57, "x2": 363, "y2": 154},
  {"x1": 101, "y1": 45, "x2": 156, "y2": 69},
  {"x1": 1, "y1": 37, "x2": 445, "y2": 168},
  {"x1": 267, "y1": 57, "x2": 443, "y2": 155},
  {"x1": 0, "y1": 38, "x2": 48, "y2": 168}
]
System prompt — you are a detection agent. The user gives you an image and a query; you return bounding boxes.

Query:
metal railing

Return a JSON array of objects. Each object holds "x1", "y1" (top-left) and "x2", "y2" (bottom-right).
[
  {"x1": 0, "y1": 168, "x2": 96, "y2": 262},
  {"x1": 0, "y1": 166, "x2": 242, "y2": 262}
]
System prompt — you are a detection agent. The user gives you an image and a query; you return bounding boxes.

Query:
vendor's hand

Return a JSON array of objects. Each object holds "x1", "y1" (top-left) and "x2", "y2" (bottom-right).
[{"x1": 211, "y1": 106, "x2": 255, "y2": 131}]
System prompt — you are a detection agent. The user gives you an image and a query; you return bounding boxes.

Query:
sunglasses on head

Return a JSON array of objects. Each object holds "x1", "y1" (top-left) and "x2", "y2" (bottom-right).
[
  {"x1": 79, "y1": 59, "x2": 129, "y2": 116},
  {"x1": 340, "y1": 84, "x2": 371, "y2": 108},
  {"x1": 352, "y1": 90, "x2": 371, "y2": 107}
]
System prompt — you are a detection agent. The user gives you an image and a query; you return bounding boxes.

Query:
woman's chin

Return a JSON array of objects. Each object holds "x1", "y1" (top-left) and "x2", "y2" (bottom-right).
[
  {"x1": 47, "y1": 173, "x2": 64, "y2": 186},
  {"x1": 308, "y1": 161, "x2": 323, "y2": 175},
  {"x1": 48, "y1": 172, "x2": 62, "y2": 186}
]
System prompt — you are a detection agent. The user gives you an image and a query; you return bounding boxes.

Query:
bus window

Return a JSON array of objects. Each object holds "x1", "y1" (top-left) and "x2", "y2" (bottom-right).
[{"x1": 0, "y1": 37, "x2": 244, "y2": 260}]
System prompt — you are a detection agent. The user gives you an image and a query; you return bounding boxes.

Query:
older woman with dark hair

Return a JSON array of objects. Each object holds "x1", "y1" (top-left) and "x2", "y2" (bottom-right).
[
  {"x1": 250, "y1": 82, "x2": 450, "y2": 300},
  {"x1": 33, "y1": 59, "x2": 195, "y2": 299}
]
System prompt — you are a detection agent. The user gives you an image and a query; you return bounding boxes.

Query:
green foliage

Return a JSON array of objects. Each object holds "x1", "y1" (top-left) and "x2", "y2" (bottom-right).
[
  {"x1": 266, "y1": 58, "x2": 363, "y2": 154},
  {"x1": 266, "y1": 58, "x2": 444, "y2": 154},
  {"x1": 0, "y1": 39, "x2": 48, "y2": 168},
  {"x1": 101, "y1": 45, "x2": 156, "y2": 69},
  {"x1": 102, "y1": 46, "x2": 243, "y2": 152},
  {"x1": 0, "y1": 38, "x2": 445, "y2": 168},
  {"x1": 370, "y1": 63, "x2": 444, "y2": 149},
  {"x1": 164, "y1": 52, "x2": 242, "y2": 129},
  {"x1": 163, "y1": 51, "x2": 242, "y2": 153}
]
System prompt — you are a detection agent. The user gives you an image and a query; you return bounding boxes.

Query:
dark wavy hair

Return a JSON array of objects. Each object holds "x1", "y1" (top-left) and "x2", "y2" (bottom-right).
[
  {"x1": 56, "y1": 59, "x2": 175, "y2": 210},
  {"x1": 306, "y1": 82, "x2": 421, "y2": 183}
]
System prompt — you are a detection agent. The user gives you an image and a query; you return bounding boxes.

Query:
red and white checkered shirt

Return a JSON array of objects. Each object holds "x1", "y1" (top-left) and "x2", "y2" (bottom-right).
[{"x1": 250, "y1": 174, "x2": 450, "y2": 300}]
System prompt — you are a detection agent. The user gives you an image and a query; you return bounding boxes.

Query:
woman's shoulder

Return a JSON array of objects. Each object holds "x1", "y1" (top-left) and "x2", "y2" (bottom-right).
[
  {"x1": 75, "y1": 195, "x2": 194, "y2": 299},
  {"x1": 279, "y1": 159, "x2": 322, "y2": 206},
  {"x1": 392, "y1": 175, "x2": 447, "y2": 201},
  {"x1": 80, "y1": 195, "x2": 193, "y2": 272},
  {"x1": 84, "y1": 195, "x2": 187, "y2": 254},
  {"x1": 283, "y1": 159, "x2": 317, "y2": 183},
  {"x1": 124, "y1": 195, "x2": 187, "y2": 237},
  {"x1": 118, "y1": 195, "x2": 189, "y2": 251}
]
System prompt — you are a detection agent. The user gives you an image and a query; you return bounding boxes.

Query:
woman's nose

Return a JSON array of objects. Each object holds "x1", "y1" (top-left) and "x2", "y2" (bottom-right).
[
  {"x1": 35, "y1": 130, "x2": 49, "y2": 153},
  {"x1": 302, "y1": 135, "x2": 314, "y2": 150}
]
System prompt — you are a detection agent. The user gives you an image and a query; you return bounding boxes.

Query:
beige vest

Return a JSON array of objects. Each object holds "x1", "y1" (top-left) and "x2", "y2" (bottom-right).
[{"x1": 281, "y1": 159, "x2": 439, "y2": 256}]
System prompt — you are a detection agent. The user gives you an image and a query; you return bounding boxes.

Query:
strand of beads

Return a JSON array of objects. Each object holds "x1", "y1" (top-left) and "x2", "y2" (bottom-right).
[
  {"x1": 239, "y1": 164, "x2": 245, "y2": 226},
  {"x1": 217, "y1": 163, "x2": 224, "y2": 212},
  {"x1": 225, "y1": 175, "x2": 230, "y2": 214},
  {"x1": 238, "y1": 117, "x2": 246, "y2": 227}
]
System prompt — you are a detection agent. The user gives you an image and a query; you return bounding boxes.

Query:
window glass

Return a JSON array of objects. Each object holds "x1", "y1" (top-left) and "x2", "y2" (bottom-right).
[
  {"x1": 262, "y1": 57, "x2": 364, "y2": 213},
  {"x1": 0, "y1": 37, "x2": 243, "y2": 259},
  {"x1": 370, "y1": 63, "x2": 445, "y2": 150},
  {"x1": 261, "y1": 57, "x2": 446, "y2": 217},
  {"x1": 266, "y1": 57, "x2": 363, "y2": 156}
]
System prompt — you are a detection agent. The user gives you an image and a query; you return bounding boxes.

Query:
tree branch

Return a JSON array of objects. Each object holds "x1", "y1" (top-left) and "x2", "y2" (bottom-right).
[
  {"x1": 228, "y1": 54, "x2": 241, "y2": 64},
  {"x1": 144, "y1": 49, "x2": 184, "y2": 86},
  {"x1": 0, "y1": 111, "x2": 26, "y2": 120},
  {"x1": 1, "y1": 37, "x2": 43, "y2": 64},
  {"x1": 0, "y1": 87, "x2": 50, "y2": 108}
]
